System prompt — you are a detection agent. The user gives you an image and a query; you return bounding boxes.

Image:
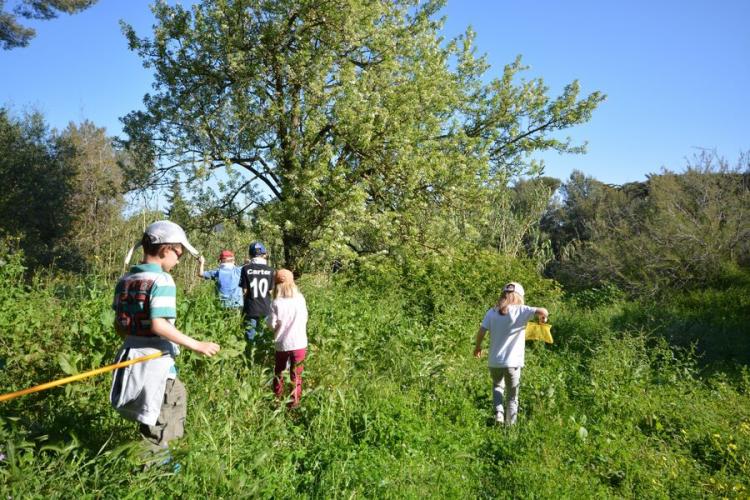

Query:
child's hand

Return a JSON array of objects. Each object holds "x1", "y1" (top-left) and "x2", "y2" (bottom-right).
[
  {"x1": 536, "y1": 308, "x2": 549, "y2": 323},
  {"x1": 473, "y1": 347, "x2": 483, "y2": 358},
  {"x1": 193, "y1": 341, "x2": 221, "y2": 357},
  {"x1": 199, "y1": 255, "x2": 206, "y2": 265}
]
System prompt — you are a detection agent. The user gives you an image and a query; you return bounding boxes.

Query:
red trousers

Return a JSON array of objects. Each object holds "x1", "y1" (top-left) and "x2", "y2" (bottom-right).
[{"x1": 273, "y1": 348, "x2": 306, "y2": 407}]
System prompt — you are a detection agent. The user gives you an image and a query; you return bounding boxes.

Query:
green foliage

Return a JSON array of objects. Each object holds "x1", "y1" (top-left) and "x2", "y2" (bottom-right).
[
  {"x1": 541, "y1": 169, "x2": 616, "y2": 262},
  {"x1": 166, "y1": 177, "x2": 193, "y2": 230},
  {"x1": 613, "y1": 268, "x2": 750, "y2": 365},
  {"x1": 0, "y1": 109, "x2": 77, "y2": 269},
  {"x1": 475, "y1": 176, "x2": 559, "y2": 266},
  {"x1": 343, "y1": 249, "x2": 560, "y2": 326},
  {"x1": 1, "y1": 248, "x2": 748, "y2": 497},
  {"x1": 119, "y1": 0, "x2": 603, "y2": 271},
  {"x1": 546, "y1": 153, "x2": 750, "y2": 296},
  {"x1": 0, "y1": 109, "x2": 126, "y2": 273},
  {"x1": 569, "y1": 283, "x2": 625, "y2": 310},
  {"x1": 0, "y1": 0, "x2": 97, "y2": 49},
  {"x1": 56, "y1": 120, "x2": 124, "y2": 271}
]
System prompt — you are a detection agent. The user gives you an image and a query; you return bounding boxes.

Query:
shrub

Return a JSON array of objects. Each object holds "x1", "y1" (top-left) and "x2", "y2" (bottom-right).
[{"x1": 1, "y1": 251, "x2": 749, "y2": 497}]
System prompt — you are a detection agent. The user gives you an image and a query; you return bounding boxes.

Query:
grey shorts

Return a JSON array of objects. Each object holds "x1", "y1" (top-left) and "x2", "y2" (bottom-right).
[{"x1": 139, "y1": 378, "x2": 187, "y2": 449}]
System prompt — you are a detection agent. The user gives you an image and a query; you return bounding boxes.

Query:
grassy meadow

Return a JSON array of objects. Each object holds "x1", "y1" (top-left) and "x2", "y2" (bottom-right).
[{"x1": 1, "y1": 251, "x2": 749, "y2": 498}]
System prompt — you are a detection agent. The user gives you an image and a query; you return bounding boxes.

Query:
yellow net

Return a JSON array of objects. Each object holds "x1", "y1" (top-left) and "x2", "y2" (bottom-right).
[{"x1": 525, "y1": 321, "x2": 553, "y2": 344}]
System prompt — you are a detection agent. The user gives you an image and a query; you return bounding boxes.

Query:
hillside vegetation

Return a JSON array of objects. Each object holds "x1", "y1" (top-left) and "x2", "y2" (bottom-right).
[
  {"x1": 1, "y1": 251, "x2": 748, "y2": 498},
  {"x1": 2, "y1": 1, "x2": 748, "y2": 496}
]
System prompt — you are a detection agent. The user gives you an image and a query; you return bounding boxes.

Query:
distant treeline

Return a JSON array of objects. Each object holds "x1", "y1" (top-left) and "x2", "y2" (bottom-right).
[
  {"x1": 537, "y1": 157, "x2": 750, "y2": 295},
  {"x1": 1, "y1": 108, "x2": 748, "y2": 298}
]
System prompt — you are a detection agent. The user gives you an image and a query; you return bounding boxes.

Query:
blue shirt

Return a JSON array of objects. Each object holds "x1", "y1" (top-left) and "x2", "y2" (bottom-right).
[{"x1": 203, "y1": 263, "x2": 243, "y2": 308}]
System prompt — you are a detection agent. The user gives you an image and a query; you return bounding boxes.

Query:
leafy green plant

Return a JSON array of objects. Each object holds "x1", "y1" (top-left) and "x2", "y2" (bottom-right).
[{"x1": 1, "y1": 249, "x2": 749, "y2": 497}]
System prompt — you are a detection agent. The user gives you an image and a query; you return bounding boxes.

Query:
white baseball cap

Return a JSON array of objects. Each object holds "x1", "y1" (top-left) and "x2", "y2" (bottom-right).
[
  {"x1": 503, "y1": 282, "x2": 525, "y2": 297},
  {"x1": 123, "y1": 220, "x2": 200, "y2": 268},
  {"x1": 143, "y1": 220, "x2": 199, "y2": 257}
]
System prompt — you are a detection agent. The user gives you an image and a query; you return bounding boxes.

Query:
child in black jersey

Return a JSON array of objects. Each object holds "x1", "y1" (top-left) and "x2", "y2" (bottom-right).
[{"x1": 239, "y1": 241, "x2": 275, "y2": 342}]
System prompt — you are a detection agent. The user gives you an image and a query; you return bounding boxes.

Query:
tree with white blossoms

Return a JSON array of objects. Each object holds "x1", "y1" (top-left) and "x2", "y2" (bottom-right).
[{"x1": 120, "y1": 0, "x2": 604, "y2": 271}]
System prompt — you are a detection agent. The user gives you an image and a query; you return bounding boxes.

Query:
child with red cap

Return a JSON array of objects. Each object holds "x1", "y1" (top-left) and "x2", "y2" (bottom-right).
[
  {"x1": 198, "y1": 250, "x2": 243, "y2": 309},
  {"x1": 267, "y1": 269, "x2": 308, "y2": 408}
]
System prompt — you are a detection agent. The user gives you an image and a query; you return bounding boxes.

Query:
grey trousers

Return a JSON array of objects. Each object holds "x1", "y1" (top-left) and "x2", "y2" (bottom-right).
[
  {"x1": 489, "y1": 367, "x2": 521, "y2": 425},
  {"x1": 139, "y1": 378, "x2": 187, "y2": 450}
]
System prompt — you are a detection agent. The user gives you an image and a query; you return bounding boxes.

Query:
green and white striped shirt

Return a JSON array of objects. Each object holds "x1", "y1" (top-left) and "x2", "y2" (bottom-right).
[{"x1": 113, "y1": 263, "x2": 176, "y2": 337}]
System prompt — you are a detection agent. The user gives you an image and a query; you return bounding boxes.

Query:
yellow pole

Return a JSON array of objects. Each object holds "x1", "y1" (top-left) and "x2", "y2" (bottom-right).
[{"x1": 0, "y1": 351, "x2": 165, "y2": 403}]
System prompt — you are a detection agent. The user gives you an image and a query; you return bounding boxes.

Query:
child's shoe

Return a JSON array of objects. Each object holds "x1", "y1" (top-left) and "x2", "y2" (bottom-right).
[
  {"x1": 287, "y1": 400, "x2": 300, "y2": 410},
  {"x1": 160, "y1": 452, "x2": 182, "y2": 473},
  {"x1": 141, "y1": 447, "x2": 180, "y2": 473}
]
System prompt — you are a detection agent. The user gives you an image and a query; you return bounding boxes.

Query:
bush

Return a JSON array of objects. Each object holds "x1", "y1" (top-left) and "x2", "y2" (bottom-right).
[
  {"x1": 550, "y1": 154, "x2": 750, "y2": 296},
  {"x1": 1, "y1": 250, "x2": 749, "y2": 497},
  {"x1": 344, "y1": 249, "x2": 562, "y2": 326}
]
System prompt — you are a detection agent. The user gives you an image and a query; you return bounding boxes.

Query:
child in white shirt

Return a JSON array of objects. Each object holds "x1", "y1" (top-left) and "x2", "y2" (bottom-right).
[
  {"x1": 267, "y1": 269, "x2": 308, "y2": 408},
  {"x1": 474, "y1": 282, "x2": 548, "y2": 426}
]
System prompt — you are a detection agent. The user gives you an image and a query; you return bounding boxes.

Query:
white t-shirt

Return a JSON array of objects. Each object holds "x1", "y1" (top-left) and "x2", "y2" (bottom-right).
[
  {"x1": 481, "y1": 305, "x2": 537, "y2": 368},
  {"x1": 268, "y1": 294, "x2": 308, "y2": 352}
]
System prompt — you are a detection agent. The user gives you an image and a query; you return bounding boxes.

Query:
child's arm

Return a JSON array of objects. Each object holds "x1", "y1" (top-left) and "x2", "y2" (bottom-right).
[
  {"x1": 151, "y1": 317, "x2": 220, "y2": 357},
  {"x1": 266, "y1": 305, "x2": 281, "y2": 338},
  {"x1": 534, "y1": 307, "x2": 549, "y2": 323},
  {"x1": 197, "y1": 255, "x2": 206, "y2": 278},
  {"x1": 113, "y1": 320, "x2": 128, "y2": 340},
  {"x1": 473, "y1": 326, "x2": 487, "y2": 358}
]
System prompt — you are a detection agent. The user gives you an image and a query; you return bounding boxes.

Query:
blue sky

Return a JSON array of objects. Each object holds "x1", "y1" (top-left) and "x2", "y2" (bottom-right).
[{"x1": 1, "y1": 0, "x2": 748, "y2": 186}]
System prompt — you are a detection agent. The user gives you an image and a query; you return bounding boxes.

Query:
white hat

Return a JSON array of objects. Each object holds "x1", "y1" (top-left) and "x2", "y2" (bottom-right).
[
  {"x1": 143, "y1": 220, "x2": 199, "y2": 257},
  {"x1": 503, "y1": 282, "x2": 525, "y2": 297},
  {"x1": 123, "y1": 220, "x2": 200, "y2": 268}
]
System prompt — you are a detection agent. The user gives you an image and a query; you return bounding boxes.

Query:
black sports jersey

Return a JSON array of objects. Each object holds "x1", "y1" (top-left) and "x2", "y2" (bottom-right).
[{"x1": 239, "y1": 262, "x2": 275, "y2": 317}]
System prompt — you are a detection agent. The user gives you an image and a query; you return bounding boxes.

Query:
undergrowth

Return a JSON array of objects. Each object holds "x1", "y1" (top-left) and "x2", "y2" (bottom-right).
[{"x1": 1, "y1": 251, "x2": 748, "y2": 497}]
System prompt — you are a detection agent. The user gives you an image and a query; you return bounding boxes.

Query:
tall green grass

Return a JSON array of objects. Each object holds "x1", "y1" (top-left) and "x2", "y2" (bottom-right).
[{"x1": 1, "y1": 252, "x2": 748, "y2": 497}]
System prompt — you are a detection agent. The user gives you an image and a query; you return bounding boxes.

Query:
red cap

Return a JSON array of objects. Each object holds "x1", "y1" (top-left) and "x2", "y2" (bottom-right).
[{"x1": 219, "y1": 250, "x2": 234, "y2": 260}]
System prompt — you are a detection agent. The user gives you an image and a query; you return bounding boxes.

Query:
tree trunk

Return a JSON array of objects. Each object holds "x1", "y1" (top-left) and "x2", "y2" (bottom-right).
[{"x1": 282, "y1": 228, "x2": 305, "y2": 274}]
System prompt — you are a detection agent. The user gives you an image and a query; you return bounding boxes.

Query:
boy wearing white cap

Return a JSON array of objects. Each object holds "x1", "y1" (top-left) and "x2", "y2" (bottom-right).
[
  {"x1": 111, "y1": 221, "x2": 220, "y2": 458},
  {"x1": 473, "y1": 282, "x2": 548, "y2": 426}
]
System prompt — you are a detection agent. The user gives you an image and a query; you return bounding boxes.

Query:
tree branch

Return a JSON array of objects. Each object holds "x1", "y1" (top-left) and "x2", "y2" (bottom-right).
[
  {"x1": 488, "y1": 118, "x2": 554, "y2": 157},
  {"x1": 236, "y1": 158, "x2": 282, "y2": 199}
]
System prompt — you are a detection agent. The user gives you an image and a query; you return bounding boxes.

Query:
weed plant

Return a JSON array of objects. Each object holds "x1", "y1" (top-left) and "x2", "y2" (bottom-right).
[{"x1": 0, "y1": 251, "x2": 748, "y2": 497}]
